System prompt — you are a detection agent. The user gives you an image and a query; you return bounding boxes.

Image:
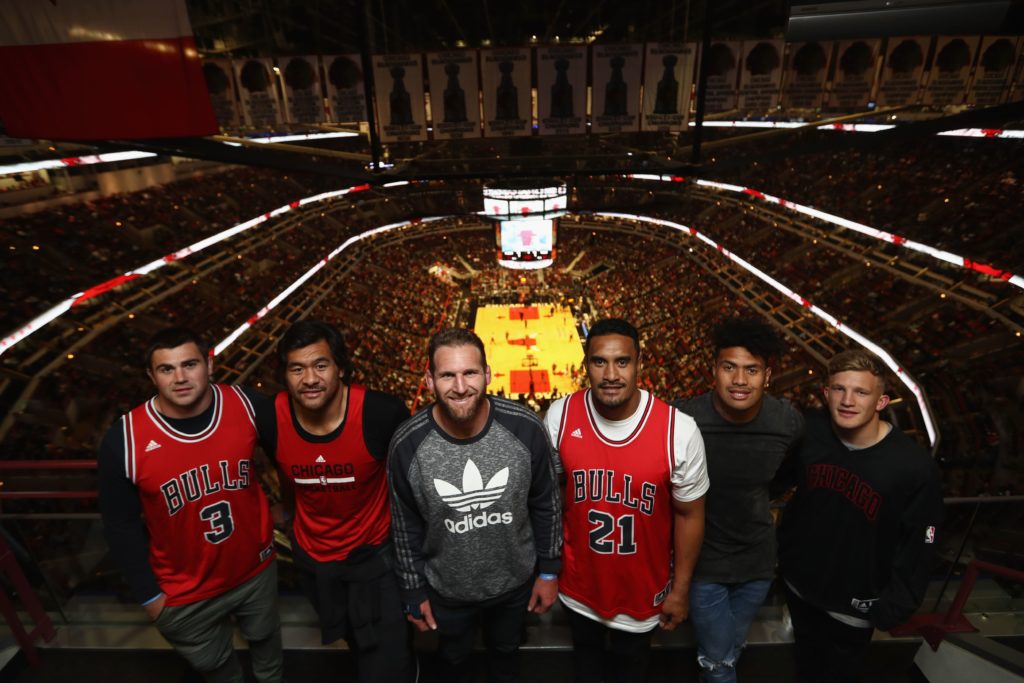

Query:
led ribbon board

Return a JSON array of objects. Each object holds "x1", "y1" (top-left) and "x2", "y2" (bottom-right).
[
  {"x1": 482, "y1": 184, "x2": 568, "y2": 219},
  {"x1": 690, "y1": 179, "x2": 1024, "y2": 291},
  {"x1": 0, "y1": 183, "x2": 376, "y2": 356},
  {"x1": 213, "y1": 214, "x2": 449, "y2": 355},
  {"x1": 594, "y1": 210, "x2": 939, "y2": 447}
]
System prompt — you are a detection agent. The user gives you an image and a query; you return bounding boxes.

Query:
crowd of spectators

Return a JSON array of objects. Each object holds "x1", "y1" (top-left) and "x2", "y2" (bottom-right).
[
  {"x1": 706, "y1": 134, "x2": 1024, "y2": 273},
  {"x1": 0, "y1": 167, "x2": 342, "y2": 334},
  {"x1": 1, "y1": 142, "x2": 1020, "y2": 502}
]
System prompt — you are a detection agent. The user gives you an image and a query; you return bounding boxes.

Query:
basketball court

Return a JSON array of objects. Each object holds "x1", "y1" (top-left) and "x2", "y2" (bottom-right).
[{"x1": 474, "y1": 304, "x2": 584, "y2": 399}]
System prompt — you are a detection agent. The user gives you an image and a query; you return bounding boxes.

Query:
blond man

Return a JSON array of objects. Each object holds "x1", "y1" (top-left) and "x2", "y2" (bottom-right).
[{"x1": 779, "y1": 350, "x2": 942, "y2": 683}]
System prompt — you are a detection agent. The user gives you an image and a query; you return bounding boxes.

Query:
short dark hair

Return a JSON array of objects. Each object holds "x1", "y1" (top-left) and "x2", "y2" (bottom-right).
[
  {"x1": 585, "y1": 318, "x2": 640, "y2": 358},
  {"x1": 828, "y1": 349, "x2": 888, "y2": 393},
  {"x1": 712, "y1": 317, "x2": 783, "y2": 365},
  {"x1": 277, "y1": 319, "x2": 353, "y2": 385},
  {"x1": 145, "y1": 327, "x2": 209, "y2": 369},
  {"x1": 427, "y1": 328, "x2": 487, "y2": 373}
]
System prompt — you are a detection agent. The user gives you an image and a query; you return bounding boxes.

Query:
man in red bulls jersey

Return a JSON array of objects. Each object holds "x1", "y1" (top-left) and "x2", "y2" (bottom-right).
[
  {"x1": 267, "y1": 320, "x2": 416, "y2": 682},
  {"x1": 779, "y1": 350, "x2": 942, "y2": 683},
  {"x1": 99, "y1": 328, "x2": 282, "y2": 683},
  {"x1": 544, "y1": 318, "x2": 708, "y2": 683}
]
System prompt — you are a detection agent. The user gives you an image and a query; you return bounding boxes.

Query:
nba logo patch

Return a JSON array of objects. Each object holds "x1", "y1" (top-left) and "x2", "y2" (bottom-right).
[{"x1": 924, "y1": 526, "x2": 935, "y2": 544}]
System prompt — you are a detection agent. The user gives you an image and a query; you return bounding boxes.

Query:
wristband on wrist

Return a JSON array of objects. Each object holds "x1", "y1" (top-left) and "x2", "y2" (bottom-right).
[
  {"x1": 142, "y1": 592, "x2": 164, "y2": 606},
  {"x1": 538, "y1": 573, "x2": 558, "y2": 581}
]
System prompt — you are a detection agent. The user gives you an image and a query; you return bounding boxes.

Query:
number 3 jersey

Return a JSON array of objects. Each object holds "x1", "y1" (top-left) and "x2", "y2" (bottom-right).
[
  {"x1": 119, "y1": 385, "x2": 274, "y2": 606},
  {"x1": 545, "y1": 389, "x2": 708, "y2": 632}
]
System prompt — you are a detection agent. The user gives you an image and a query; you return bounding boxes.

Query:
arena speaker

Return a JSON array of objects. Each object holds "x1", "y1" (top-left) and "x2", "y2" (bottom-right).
[{"x1": 786, "y1": 0, "x2": 1012, "y2": 40}]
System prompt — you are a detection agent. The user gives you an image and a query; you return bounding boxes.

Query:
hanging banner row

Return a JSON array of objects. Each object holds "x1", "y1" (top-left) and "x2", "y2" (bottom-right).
[
  {"x1": 204, "y1": 43, "x2": 694, "y2": 140},
  {"x1": 203, "y1": 35, "x2": 1023, "y2": 142}
]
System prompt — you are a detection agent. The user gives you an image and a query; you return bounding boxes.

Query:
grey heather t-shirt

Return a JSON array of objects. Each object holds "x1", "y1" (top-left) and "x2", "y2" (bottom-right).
[
  {"x1": 388, "y1": 396, "x2": 562, "y2": 604},
  {"x1": 674, "y1": 392, "x2": 803, "y2": 583}
]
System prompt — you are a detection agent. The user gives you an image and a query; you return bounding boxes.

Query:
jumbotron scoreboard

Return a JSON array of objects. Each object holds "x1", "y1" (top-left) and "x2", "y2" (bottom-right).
[{"x1": 482, "y1": 182, "x2": 567, "y2": 269}]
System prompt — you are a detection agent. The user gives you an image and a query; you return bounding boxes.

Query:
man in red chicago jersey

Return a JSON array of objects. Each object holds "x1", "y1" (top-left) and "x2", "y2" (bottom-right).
[
  {"x1": 544, "y1": 318, "x2": 708, "y2": 683},
  {"x1": 99, "y1": 327, "x2": 282, "y2": 683},
  {"x1": 266, "y1": 320, "x2": 415, "y2": 682}
]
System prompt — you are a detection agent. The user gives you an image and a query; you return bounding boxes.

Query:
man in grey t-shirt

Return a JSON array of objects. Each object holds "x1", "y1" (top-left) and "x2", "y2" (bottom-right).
[
  {"x1": 388, "y1": 328, "x2": 562, "y2": 683},
  {"x1": 674, "y1": 318, "x2": 803, "y2": 683}
]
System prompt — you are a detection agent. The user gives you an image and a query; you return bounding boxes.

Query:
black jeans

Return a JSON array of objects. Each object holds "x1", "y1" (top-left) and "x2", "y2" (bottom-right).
[
  {"x1": 784, "y1": 583, "x2": 875, "y2": 683},
  {"x1": 293, "y1": 541, "x2": 416, "y2": 683},
  {"x1": 565, "y1": 606, "x2": 653, "y2": 683},
  {"x1": 429, "y1": 579, "x2": 533, "y2": 683}
]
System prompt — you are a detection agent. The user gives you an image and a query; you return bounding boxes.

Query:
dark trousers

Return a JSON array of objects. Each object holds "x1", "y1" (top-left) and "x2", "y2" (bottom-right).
[
  {"x1": 566, "y1": 607, "x2": 653, "y2": 683},
  {"x1": 293, "y1": 541, "x2": 416, "y2": 683},
  {"x1": 784, "y1": 584, "x2": 874, "y2": 683},
  {"x1": 430, "y1": 580, "x2": 533, "y2": 683}
]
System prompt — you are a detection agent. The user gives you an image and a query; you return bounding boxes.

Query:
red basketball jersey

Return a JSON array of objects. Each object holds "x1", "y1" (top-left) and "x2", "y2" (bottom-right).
[
  {"x1": 274, "y1": 384, "x2": 391, "y2": 562},
  {"x1": 556, "y1": 390, "x2": 676, "y2": 621},
  {"x1": 123, "y1": 385, "x2": 274, "y2": 606}
]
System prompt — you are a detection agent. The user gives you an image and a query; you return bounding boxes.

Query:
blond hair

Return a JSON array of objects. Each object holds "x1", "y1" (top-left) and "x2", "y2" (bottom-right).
[{"x1": 827, "y1": 349, "x2": 887, "y2": 392}]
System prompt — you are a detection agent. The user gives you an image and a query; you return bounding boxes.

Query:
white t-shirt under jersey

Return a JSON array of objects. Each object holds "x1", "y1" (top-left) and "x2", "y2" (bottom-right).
[{"x1": 544, "y1": 389, "x2": 709, "y2": 632}]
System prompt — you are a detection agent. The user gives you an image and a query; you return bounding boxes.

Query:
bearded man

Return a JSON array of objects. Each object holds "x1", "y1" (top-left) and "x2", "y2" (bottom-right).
[{"x1": 388, "y1": 328, "x2": 562, "y2": 683}]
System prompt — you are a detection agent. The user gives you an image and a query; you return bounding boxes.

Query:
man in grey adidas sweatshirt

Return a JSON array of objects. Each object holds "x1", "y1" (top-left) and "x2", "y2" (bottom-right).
[{"x1": 388, "y1": 328, "x2": 562, "y2": 683}]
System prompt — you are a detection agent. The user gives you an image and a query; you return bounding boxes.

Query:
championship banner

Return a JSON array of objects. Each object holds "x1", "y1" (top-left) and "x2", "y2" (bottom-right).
[
  {"x1": 0, "y1": 0, "x2": 217, "y2": 140},
  {"x1": 481, "y1": 47, "x2": 532, "y2": 137},
  {"x1": 738, "y1": 40, "x2": 785, "y2": 111},
  {"x1": 324, "y1": 54, "x2": 367, "y2": 123},
  {"x1": 781, "y1": 41, "x2": 832, "y2": 109},
  {"x1": 1013, "y1": 47, "x2": 1024, "y2": 102},
  {"x1": 537, "y1": 46, "x2": 587, "y2": 135},
  {"x1": 591, "y1": 44, "x2": 642, "y2": 134},
  {"x1": 923, "y1": 36, "x2": 980, "y2": 106},
  {"x1": 876, "y1": 37, "x2": 929, "y2": 107},
  {"x1": 281, "y1": 55, "x2": 325, "y2": 124},
  {"x1": 641, "y1": 43, "x2": 695, "y2": 132},
  {"x1": 427, "y1": 51, "x2": 481, "y2": 139},
  {"x1": 372, "y1": 53, "x2": 427, "y2": 142},
  {"x1": 967, "y1": 36, "x2": 1020, "y2": 107},
  {"x1": 203, "y1": 59, "x2": 240, "y2": 130},
  {"x1": 701, "y1": 41, "x2": 741, "y2": 112},
  {"x1": 829, "y1": 39, "x2": 880, "y2": 110},
  {"x1": 234, "y1": 57, "x2": 282, "y2": 128}
]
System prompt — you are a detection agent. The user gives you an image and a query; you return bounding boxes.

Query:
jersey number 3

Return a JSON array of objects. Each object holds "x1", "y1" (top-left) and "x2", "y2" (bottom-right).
[
  {"x1": 588, "y1": 510, "x2": 637, "y2": 554},
  {"x1": 199, "y1": 501, "x2": 235, "y2": 544}
]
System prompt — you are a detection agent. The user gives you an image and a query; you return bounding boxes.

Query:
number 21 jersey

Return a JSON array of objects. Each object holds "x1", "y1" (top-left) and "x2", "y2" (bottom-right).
[{"x1": 551, "y1": 389, "x2": 704, "y2": 626}]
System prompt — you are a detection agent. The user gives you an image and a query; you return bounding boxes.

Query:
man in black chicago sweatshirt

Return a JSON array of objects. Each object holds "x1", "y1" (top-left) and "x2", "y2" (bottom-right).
[{"x1": 779, "y1": 349, "x2": 942, "y2": 683}]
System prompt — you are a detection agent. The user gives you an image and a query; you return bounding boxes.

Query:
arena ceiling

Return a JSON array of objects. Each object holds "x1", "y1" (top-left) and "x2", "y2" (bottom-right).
[
  {"x1": 5, "y1": 1, "x2": 1024, "y2": 184},
  {"x1": 185, "y1": 0, "x2": 792, "y2": 56}
]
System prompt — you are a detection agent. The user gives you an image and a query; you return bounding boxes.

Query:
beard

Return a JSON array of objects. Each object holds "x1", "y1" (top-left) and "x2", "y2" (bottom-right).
[
  {"x1": 592, "y1": 382, "x2": 631, "y2": 410},
  {"x1": 438, "y1": 391, "x2": 487, "y2": 424}
]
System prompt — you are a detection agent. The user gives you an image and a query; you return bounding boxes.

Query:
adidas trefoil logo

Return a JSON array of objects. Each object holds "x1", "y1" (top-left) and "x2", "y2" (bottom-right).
[
  {"x1": 434, "y1": 459, "x2": 513, "y2": 534},
  {"x1": 434, "y1": 459, "x2": 508, "y2": 511},
  {"x1": 145, "y1": 439, "x2": 162, "y2": 452},
  {"x1": 570, "y1": 428, "x2": 583, "y2": 439},
  {"x1": 315, "y1": 455, "x2": 326, "y2": 463}
]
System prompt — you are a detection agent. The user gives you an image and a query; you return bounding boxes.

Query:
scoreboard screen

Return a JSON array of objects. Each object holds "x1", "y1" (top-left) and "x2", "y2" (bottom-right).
[{"x1": 497, "y1": 218, "x2": 555, "y2": 269}]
